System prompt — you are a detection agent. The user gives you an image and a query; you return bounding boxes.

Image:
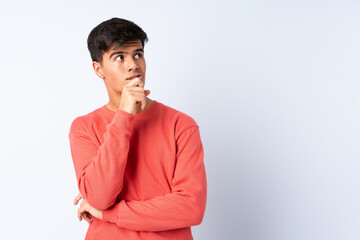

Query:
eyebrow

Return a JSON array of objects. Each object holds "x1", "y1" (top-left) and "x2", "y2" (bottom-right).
[{"x1": 109, "y1": 48, "x2": 144, "y2": 59}]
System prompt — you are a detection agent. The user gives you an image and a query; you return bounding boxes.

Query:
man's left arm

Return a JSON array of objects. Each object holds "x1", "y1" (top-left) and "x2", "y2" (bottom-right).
[{"x1": 102, "y1": 126, "x2": 207, "y2": 231}]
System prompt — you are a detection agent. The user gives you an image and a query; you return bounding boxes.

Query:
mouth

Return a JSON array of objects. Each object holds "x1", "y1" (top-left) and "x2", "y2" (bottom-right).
[{"x1": 126, "y1": 74, "x2": 142, "y2": 80}]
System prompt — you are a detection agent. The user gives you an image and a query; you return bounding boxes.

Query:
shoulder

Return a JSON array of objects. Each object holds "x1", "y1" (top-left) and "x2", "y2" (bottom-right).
[
  {"x1": 69, "y1": 107, "x2": 104, "y2": 135},
  {"x1": 157, "y1": 101, "x2": 199, "y2": 136}
]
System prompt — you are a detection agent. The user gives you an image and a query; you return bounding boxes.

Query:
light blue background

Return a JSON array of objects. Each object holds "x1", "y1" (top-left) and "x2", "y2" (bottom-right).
[{"x1": 0, "y1": 0, "x2": 359, "y2": 239}]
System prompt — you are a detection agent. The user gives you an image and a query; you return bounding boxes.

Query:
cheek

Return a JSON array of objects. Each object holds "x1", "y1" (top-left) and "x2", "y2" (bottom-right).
[
  {"x1": 140, "y1": 61, "x2": 146, "y2": 73},
  {"x1": 105, "y1": 71, "x2": 125, "y2": 89},
  {"x1": 106, "y1": 66, "x2": 124, "y2": 80}
]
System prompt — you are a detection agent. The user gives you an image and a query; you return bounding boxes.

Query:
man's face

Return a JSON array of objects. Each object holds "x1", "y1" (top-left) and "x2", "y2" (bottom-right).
[{"x1": 94, "y1": 40, "x2": 146, "y2": 94}]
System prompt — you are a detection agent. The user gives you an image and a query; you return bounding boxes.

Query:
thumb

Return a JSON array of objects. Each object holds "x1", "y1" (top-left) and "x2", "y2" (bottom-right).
[{"x1": 145, "y1": 89, "x2": 151, "y2": 96}]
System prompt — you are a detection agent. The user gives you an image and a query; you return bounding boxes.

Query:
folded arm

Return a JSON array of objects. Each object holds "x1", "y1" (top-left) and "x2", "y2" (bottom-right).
[
  {"x1": 102, "y1": 126, "x2": 207, "y2": 231},
  {"x1": 69, "y1": 110, "x2": 134, "y2": 210}
]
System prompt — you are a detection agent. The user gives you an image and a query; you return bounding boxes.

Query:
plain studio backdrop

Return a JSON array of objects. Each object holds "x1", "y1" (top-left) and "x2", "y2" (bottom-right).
[{"x1": 0, "y1": 0, "x2": 359, "y2": 239}]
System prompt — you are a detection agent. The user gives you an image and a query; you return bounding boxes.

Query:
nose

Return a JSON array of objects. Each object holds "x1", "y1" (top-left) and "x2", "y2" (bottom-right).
[{"x1": 127, "y1": 56, "x2": 138, "y2": 72}]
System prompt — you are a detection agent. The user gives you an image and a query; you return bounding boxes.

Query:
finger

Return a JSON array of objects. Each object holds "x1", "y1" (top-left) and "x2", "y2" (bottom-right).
[
  {"x1": 127, "y1": 77, "x2": 144, "y2": 87},
  {"x1": 86, "y1": 212, "x2": 93, "y2": 223},
  {"x1": 82, "y1": 212, "x2": 92, "y2": 224},
  {"x1": 82, "y1": 213, "x2": 89, "y2": 223},
  {"x1": 78, "y1": 207, "x2": 83, "y2": 221},
  {"x1": 125, "y1": 86, "x2": 145, "y2": 93},
  {"x1": 135, "y1": 77, "x2": 144, "y2": 87},
  {"x1": 87, "y1": 212, "x2": 93, "y2": 223},
  {"x1": 145, "y1": 89, "x2": 151, "y2": 97},
  {"x1": 74, "y1": 193, "x2": 83, "y2": 205},
  {"x1": 125, "y1": 90, "x2": 147, "y2": 102},
  {"x1": 128, "y1": 89, "x2": 150, "y2": 98},
  {"x1": 122, "y1": 85, "x2": 144, "y2": 96}
]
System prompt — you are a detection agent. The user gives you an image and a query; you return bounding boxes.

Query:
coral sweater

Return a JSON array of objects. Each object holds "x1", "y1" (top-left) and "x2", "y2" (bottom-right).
[{"x1": 68, "y1": 100, "x2": 207, "y2": 240}]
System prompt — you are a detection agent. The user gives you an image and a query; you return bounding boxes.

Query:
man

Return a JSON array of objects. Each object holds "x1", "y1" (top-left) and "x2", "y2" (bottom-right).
[{"x1": 68, "y1": 18, "x2": 207, "y2": 239}]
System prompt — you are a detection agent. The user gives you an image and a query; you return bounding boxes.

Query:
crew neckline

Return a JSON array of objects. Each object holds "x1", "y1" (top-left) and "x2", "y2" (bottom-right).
[{"x1": 100, "y1": 100, "x2": 160, "y2": 119}]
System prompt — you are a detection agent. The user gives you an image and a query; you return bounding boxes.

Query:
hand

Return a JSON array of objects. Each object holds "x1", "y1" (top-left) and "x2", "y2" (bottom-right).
[
  {"x1": 119, "y1": 77, "x2": 151, "y2": 115},
  {"x1": 74, "y1": 193, "x2": 103, "y2": 223},
  {"x1": 74, "y1": 193, "x2": 92, "y2": 223}
]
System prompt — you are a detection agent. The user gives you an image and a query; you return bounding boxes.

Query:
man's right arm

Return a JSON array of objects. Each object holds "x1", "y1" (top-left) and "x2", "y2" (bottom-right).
[
  {"x1": 69, "y1": 77, "x2": 150, "y2": 210},
  {"x1": 68, "y1": 110, "x2": 134, "y2": 210}
]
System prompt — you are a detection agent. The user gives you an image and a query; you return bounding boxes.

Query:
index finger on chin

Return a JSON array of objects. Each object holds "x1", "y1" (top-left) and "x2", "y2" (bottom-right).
[{"x1": 127, "y1": 77, "x2": 144, "y2": 87}]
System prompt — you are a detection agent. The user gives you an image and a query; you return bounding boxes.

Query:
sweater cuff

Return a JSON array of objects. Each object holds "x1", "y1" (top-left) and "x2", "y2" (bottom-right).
[
  {"x1": 109, "y1": 110, "x2": 134, "y2": 130},
  {"x1": 102, "y1": 202, "x2": 120, "y2": 224}
]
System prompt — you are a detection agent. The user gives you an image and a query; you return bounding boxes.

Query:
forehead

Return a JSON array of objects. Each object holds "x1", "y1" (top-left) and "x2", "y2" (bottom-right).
[{"x1": 110, "y1": 40, "x2": 143, "y2": 52}]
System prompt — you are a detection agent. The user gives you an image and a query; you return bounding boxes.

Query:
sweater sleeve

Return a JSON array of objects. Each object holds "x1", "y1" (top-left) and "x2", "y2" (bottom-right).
[
  {"x1": 68, "y1": 110, "x2": 134, "y2": 210},
  {"x1": 102, "y1": 126, "x2": 207, "y2": 231}
]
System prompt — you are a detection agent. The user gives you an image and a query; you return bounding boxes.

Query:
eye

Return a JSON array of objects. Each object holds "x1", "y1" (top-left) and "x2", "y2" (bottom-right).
[
  {"x1": 134, "y1": 53, "x2": 143, "y2": 59},
  {"x1": 115, "y1": 55, "x2": 124, "y2": 61}
]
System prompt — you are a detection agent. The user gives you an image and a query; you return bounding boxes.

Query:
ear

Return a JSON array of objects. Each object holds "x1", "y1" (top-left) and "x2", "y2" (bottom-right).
[{"x1": 92, "y1": 61, "x2": 105, "y2": 79}]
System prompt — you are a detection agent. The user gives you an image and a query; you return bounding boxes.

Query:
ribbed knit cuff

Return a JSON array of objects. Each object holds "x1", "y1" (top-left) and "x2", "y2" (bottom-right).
[
  {"x1": 102, "y1": 202, "x2": 120, "y2": 224},
  {"x1": 109, "y1": 110, "x2": 134, "y2": 130}
]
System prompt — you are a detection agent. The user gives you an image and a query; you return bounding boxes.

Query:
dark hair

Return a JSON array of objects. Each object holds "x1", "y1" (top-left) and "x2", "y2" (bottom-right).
[{"x1": 87, "y1": 18, "x2": 148, "y2": 63}]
